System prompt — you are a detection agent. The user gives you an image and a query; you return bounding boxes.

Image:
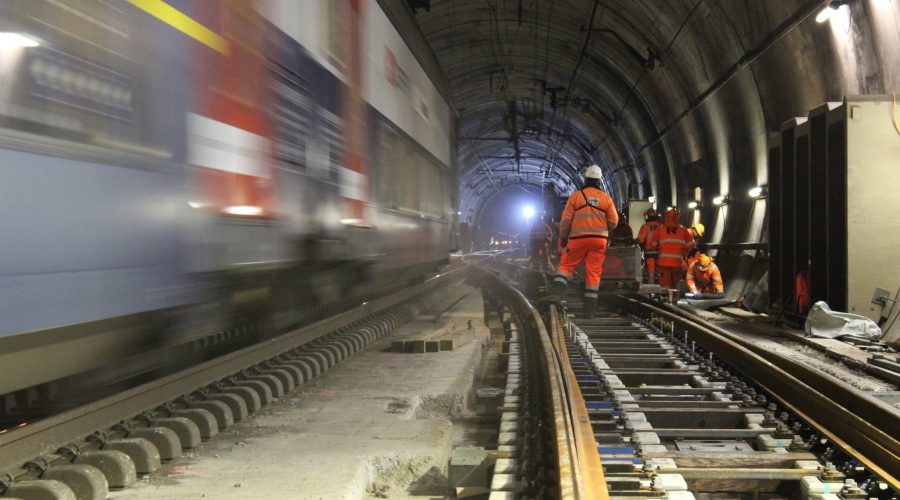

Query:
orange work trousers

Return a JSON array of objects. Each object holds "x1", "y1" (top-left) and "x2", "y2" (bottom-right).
[
  {"x1": 658, "y1": 265, "x2": 682, "y2": 289},
  {"x1": 556, "y1": 238, "x2": 608, "y2": 290},
  {"x1": 645, "y1": 257, "x2": 657, "y2": 284}
]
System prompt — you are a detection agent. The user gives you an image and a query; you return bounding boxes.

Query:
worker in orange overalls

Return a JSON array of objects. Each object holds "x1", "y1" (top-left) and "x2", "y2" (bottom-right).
[
  {"x1": 686, "y1": 254, "x2": 724, "y2": 296},
  {"x1": 636, "y1": 208, "x2": 662, "y2": 283},
  {"x1": 528, "y1": 213, "x2": 553, "y2": 271},
  {"x1": 646, "y1": 208, "x2": 694, "y2": 291},
  {"x1": 548, "y1": 164, "x2": 618, "y2": 317}
]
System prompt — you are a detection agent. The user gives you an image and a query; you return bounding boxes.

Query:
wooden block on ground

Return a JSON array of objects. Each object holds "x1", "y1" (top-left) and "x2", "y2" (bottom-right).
[{"x1": 720, "y1": 307, "x2": 767, "y2": 321}]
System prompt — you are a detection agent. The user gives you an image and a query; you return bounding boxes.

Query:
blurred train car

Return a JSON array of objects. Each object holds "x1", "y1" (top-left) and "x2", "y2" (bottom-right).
[{"x1": 0, "y1": 0, "x2": 456, "y2": 395}]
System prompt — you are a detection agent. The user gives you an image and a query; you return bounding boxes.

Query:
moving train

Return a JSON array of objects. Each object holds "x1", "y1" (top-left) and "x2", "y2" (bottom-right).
[{"x1": 0, "y1": 0, "x2": 455, "y2": 395}]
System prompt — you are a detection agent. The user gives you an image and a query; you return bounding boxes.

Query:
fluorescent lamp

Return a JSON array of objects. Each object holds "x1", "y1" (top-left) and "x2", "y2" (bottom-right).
[
  {"x1": 712, "y1": 195, "x2": 727, "y2": 206},
  {"x1": 522, "y1": 205, "x2": 535, "y2": 219},
  {"x1": 748, "y1": 186, "x2": 766, "y2": 198},
  {"x1": 688, "y1": 201, "x2": 699, "y2": 210},
  {"x1": 816, "y1": 1, "x2": 848, "y2": 23},
  {"x1": 0, "y1": 33, "x2": 39, "y2": 48},
  {"x1": 816, "y1": 5, "x2": 836, "y2": 23},
  {"x1": 224, "y1": 205, "x2": 263, "y2": 216}
]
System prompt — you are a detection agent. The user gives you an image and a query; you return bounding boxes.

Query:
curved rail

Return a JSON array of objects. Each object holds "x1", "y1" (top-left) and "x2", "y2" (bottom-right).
[
  {"x1": 614, "y1": 295, "x2": 900, "y2": 490},
  {"x1": 471, "y1": 265, "x2": 609, "y2": 499}
]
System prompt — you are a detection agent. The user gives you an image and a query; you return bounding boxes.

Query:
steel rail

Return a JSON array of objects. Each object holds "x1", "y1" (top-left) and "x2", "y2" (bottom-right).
[
  {"x1": 0, "y1": 267, "x2": 466, "y2": 471},
  {"x1": 614, "y1": 295, "x2": 900, "y2": 490},
  {"x1": 472, "y1": 265, "x2": 609, "y2": 499},
  {"x1": 549, "y1": 306, "x2": 609, "y2": 500}
]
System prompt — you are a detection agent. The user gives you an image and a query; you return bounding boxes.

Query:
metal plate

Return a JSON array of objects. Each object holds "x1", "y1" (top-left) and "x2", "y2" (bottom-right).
[{"x1": 674, "y1": 440, "x2": 755, "y2": 454}]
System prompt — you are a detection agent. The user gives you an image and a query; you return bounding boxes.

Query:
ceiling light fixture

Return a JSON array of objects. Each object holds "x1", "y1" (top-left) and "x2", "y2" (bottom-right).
[
  {"x1": 712, "y1": 195, "x2": 728, "y2": 206},
  {"x1": 816, "y1": 0, "x2": 848, "y2": 23},
  {"x1": 748, "y1": 186, "x2": 767, "y2": 199},
  {"x1": 0, "y1": 32, "x2": 39, "y2": 48},
  {"x1": 688, "y1": 201, "x2": 700, "y2": 210}
]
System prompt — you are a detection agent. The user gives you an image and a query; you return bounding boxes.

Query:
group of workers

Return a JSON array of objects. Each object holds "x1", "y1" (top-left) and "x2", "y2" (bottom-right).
[
  {"x1": 529, "y1": 164, "x2": 724, "y2": 315},
  {"x1": 636, "y1": 208, "x2": 723, "y2": 297}
]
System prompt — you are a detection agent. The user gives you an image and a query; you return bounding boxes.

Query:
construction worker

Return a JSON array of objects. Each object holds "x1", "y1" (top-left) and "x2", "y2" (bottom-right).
[
  {"x1": 686, "y1": 254, "x2": 724, "y2": 296},
  {"x1": 636, "y1": 208, "x2": 662, "y2": 283},
  {"x1": 684, "y1": 223, "x2": 706, "y2": 277},
  {"x1": 609, "y1": 211, "x2": 634, "y2": 246},
  {"x1": 549, "y1": 164, "x2": 618, "y2": 317},
  {"x1": 646, "y1": 208, "x2": 694, "y2": 291},
  {"x1": 528, "y1": 213, "x2": 553, "y2": 271}
]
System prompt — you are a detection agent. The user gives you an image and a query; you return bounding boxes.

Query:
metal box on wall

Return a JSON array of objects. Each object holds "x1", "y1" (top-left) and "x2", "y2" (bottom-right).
[
  {"x1": 841, "y1": 97, "x2": 900, "y2": 321},
  {"x1": 627, "y1": 199, "x2": 654, "y2": 239},
  {"x1": 768, "y1": 97, "x2": 899, "y2": 322}
]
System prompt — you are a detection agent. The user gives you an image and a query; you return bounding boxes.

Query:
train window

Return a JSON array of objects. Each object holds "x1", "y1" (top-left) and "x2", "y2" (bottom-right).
[
  {"x1": 323, "y1": 1, "x2": 347, "y2": 69},
  {"x1": 270, "y1": 67, "x2": 313, "y2": 173},
  {"x1": 376, "y1": 127, "x2": 398, "y2": 208},
  {"x1": 401, "y1": 141, "x2": 419, "y2": 211},
  {"x1": 375, "y1": 120, "x2": 450, "y2": 219},
  {"x1": 0, "y1": 1, "x2": 176, "y2": 161}
]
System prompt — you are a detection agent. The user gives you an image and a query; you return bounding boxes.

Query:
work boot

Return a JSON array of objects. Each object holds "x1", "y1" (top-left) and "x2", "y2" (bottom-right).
[
  {"x1": 581, "y1": 296, "x2": 597, "y2": 318},
  {"x1": 540, "y1": 279, "x2": 567, "y2": 303}
]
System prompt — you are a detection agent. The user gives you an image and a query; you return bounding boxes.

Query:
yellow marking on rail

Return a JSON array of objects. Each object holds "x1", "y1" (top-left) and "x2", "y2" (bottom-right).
[{"x1": 128, "y1": 0, "x2": 228, "y2": 54}]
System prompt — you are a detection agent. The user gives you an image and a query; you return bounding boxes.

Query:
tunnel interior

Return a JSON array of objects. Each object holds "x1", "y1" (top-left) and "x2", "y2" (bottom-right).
[{"x1": 410, "y1": 0, "x2": 900, "y2": 302}]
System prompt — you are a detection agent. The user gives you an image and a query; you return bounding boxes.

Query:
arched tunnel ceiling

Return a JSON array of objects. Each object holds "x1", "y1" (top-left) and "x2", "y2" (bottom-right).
[{"x1": 410, "y1": 0, "x2": 900, "y2": 235}]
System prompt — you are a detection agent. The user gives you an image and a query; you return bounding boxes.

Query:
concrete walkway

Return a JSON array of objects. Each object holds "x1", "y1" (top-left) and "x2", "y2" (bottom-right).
[{"x1": 111, "y1": 284, "x2": 491, "y2": 500}]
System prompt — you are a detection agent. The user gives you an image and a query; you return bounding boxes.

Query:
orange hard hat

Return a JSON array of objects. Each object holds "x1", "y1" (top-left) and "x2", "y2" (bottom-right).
[{"x1": 697, "y1": 254, "x2": 712, "y2": 270}]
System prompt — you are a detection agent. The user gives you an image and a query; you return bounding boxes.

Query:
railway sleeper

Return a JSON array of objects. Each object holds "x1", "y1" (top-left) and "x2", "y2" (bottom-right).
[
  {"x1": 0, "y1": 291, "x2": 443, "y2": 499},
  {"x1": 72, "y1": 450, "x2": 135, "y2": 490},
  {"x1": 126, "y1": 427, "x2": 181, "y2": 462},
  {"x1": 202, "y1": 393, "x2": 246, "y2": 424},
  {"x1": 102, "y1": 438, "x2": 160, "y2": 475},
  {"x1": 557, "y1": 305, "x2": 897, "y2": 498},
  {"x1": 266, "y1": 364, "x2": 305, "y2": 387},
  {"x1": 257, "y1": 369, "x2": 296, "y2": 393},
  {"x1": 40, "y1": 464, "x2": 108, "y2": 500},
  {"x1": 243, "y1": 374, "x2": 284, "y2": 399}
]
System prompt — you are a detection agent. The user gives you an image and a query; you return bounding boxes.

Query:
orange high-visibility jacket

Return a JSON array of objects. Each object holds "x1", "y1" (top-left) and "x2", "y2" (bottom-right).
[
  {"x1": 647, "y1": 224, "x2": 694, "y2": 268},
  {"x1": 559, "y1": 187, "x2": 618, "y2": 241},
  {"x1": 687, "y1": 261, "x2": 724, "y2": 294},
  {"x1": 637, "y1": 220, "x2": 662, "y2": 251}
]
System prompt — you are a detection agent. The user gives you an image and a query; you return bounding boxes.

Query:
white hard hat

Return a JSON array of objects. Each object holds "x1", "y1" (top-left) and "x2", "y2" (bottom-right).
[{"x1": 585, "y1": 164, "x2": 602, "y2": 179}]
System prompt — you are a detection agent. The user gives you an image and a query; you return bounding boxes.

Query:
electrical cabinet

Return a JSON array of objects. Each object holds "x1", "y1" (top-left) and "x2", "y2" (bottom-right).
[{"x1": 768, "y1": 96, "x2": 900, "y2": 321}]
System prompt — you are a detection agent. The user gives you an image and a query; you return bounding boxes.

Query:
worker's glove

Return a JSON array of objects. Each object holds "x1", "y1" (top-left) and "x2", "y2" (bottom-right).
[{"x1": 560, "y1": 238, "x2": 568, "y2": 249}]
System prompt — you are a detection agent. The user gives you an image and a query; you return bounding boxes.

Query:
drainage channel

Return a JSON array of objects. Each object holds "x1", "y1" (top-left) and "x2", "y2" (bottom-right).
[
  {"x1": 560, "y1": 306, "x2": 898, "y2": 499},
  {"x1": 0, "y1": 275, "x2": 460, "y2": 500}
]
